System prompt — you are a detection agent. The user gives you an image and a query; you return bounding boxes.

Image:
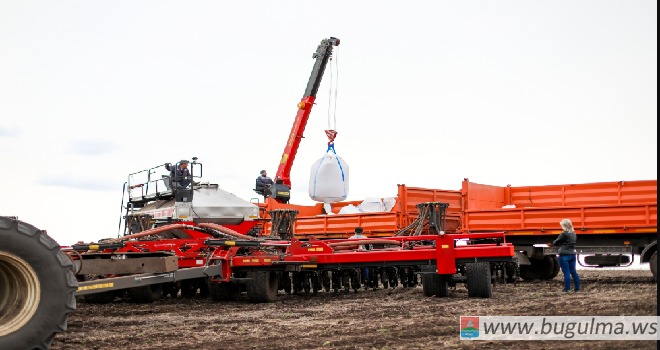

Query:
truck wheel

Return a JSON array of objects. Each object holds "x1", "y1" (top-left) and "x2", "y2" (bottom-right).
[
  {"x1": 466, "y1": 262, "x2": 492, "y2": 298},
  {"x1": 520, "y1": 256, "x2": 552, "y2": 281},
  {"x1": 650, "y1": 251, "x2": 657, "y2": 282},
  {"x1": 126, "y1": 284, "x2": 162, "y2": 303},
  {"x1": 543, "y1": 256, "x2": 560, "y2": 280},
  {"x1": 0, "y1": 218, "x2": 77, "y2": 350},
  {"x1": 421, "y1": 265, "x2": 448, "y2": 297},
  {"x1": 246, "y1": 271, "x2": 278, "y2": 303},
  {"x1": 208, "y1": 280, "x2": 240, "y2": 301}
]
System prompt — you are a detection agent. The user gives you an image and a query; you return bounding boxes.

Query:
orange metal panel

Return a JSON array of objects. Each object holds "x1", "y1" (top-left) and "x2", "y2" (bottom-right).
[
  {"x1": 464, "y1": 182, "x2": 506, "y2": 210},
  {"x1": 399, "y1": 185, "x2": 462, "y2": 214},
  {"x1": 461, "y1": 180, "x2": 657, "y2": 211},
  {"x1": 293, "y1": 212, "x2": 400, "y2": 238},
  {"x1": 462, "y1": 203, "x2": 657, "y2": 233},
  {"x1": 509, "y1": 180, "x2": 657, "y2": 209}
]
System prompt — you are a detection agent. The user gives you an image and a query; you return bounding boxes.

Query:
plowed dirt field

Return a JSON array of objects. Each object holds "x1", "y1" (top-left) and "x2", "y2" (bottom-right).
[{"x1": 52, "y1": 270, "x2": 657, "y2": 350}]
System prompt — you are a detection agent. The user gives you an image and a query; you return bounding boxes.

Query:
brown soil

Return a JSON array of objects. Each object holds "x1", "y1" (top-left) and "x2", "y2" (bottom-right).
[{"x1": 52, "y1": 270, "x2": 657, "y2": 350}]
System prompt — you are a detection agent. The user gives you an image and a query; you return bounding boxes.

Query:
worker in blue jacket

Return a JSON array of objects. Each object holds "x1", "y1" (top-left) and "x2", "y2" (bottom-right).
[
  {"x1": 165, "y1": 160, "x2": 191, "y2": 189},
  {"x1": 255, "y1": 170, "x2": 274, "y2": 200}
]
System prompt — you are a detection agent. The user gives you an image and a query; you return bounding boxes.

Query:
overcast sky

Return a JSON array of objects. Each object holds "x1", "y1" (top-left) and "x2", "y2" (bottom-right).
[{"x1": 0, "y1": 1, "x2": 656, "y2": 245}]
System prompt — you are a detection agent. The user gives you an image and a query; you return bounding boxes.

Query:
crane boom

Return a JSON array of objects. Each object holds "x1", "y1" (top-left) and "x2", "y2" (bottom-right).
[{"x1": 269, "y1": 37, "x2": 340, "y2": 203}]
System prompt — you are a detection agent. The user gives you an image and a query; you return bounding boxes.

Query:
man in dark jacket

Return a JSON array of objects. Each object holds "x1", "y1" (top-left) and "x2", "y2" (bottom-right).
[
  {"x1": 165, "y1": 160, "x2": 191, "y2": 189},
  {"x1": 255, "y1": 170, "x2": 274, "y2": 200},
  {"x1": 552, "y1": 219, "x2": 581, "y2": 292}
]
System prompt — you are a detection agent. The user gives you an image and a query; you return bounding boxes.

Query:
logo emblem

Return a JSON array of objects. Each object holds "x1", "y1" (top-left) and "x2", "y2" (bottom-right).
[{"x1": 461, "y1": 317, "x2": 480, "y2": 338}]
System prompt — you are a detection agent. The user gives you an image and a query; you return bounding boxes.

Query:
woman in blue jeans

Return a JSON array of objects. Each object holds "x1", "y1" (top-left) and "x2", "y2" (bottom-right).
[{"x1": 552, "y1": 219, "x2": 581, "y2": 292}]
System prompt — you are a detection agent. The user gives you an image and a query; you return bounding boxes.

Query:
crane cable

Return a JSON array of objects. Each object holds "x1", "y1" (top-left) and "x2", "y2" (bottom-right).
[{"x1": 325, "y1": 47, "x2": 338, "y2": 145}]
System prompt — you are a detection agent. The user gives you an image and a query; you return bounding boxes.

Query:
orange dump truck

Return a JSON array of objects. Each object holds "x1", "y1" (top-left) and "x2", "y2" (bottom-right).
[
  {"x1": 258, "y1": 179, "x2": 657, "y2": 280},
  {"x1": 460, "y1": 179, "x2": 657, "y2": 280}
]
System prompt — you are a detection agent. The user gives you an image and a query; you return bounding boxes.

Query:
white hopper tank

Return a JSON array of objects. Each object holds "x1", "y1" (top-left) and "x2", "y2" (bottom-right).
[{"x1": 136, "y1": 184, "x2": 258, "y2": 225}]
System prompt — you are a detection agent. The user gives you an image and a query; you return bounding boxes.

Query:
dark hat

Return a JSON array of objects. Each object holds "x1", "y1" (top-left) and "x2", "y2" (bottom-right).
[
  {"x1": 355, "y1": 227, "x2": 363, "y2": 234},
  {"x1": 180, "y1": 160, "x2": 190, "y2": 164},
  {"x1": 260, "y1": 170, "x2": 267, "y2": 174}
]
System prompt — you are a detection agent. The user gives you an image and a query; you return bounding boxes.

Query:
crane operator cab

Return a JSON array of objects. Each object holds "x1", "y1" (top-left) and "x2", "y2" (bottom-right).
[{"x1": 254, "y1": 170, "x2": 290, "y2": 204}]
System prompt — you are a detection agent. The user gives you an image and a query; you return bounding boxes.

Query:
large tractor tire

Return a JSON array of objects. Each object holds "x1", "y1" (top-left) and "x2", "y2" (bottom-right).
[
  {"x1": 208, "y1": 280, "x2": 240, "y2": 301},
  {"x1": 466, "y1": 262, "x2": 492, "y2": 298},
  {"x1": 520, "y1": 256, "x2": 553, "y2": 281},
  {"x1": 246, "y1": 271, "x2": 278, "y2": 303},
  {"x1": 421, "y1": 265, "x2": 448, "y2": 297},
  {"x1": 126, "y1": 284, "x2": 162, "y2": 303},
  {"x1": 650, "y1": 251, "x2": 657, "y2": 282},
  {"x1": 0, "y1": 218, "x2": 77, "y2": 350}
]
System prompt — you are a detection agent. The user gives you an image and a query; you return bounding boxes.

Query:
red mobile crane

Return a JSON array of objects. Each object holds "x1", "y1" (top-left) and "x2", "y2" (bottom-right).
[{"x1": 265, "y1": 37, "x2": 340, "y2": 204}]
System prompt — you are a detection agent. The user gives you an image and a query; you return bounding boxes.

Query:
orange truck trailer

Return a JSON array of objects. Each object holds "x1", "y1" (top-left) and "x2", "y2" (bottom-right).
[
  {"x1": 257, "y1": 179, "x2": 657, "y2": 281},
  {"x1": 460, "y1": 179, "x2": 657, "y2": 280}
]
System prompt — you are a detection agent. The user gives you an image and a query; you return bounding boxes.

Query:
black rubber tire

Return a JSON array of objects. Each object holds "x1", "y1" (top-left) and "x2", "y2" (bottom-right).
[
  {"x1": 246, "y1": 271, "x2": 278, "y2": 303},
  {"x1": 0, "y1": 218, "x2": 77, "y2": 350},
  {"x1": 466, "y1": 262, "x2": 493, "y2": 298},
  {"x1": 543, "y1": 256, "x2": 560, "y2": 280},
  {"x1": 421, "y1": 265, "x2": 448, "y2": 297},
  {"x1": 126, "y1": 284, "x2": 163, "y2": 303},
  {"x1": 208, "y1": 280, "x2": 240, "y2": 301},
  {"x1": 650, "y1": 251, "x2": 657, "y2": 282},
  {"x1": 520, "y1": 256, "x2": 553, "y2": 281}
]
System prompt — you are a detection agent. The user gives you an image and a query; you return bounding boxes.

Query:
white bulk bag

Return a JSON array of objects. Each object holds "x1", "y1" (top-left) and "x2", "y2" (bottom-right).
[
  {"x1": 309, "y1": 146, "x2": 349, "y2": 203},
  {"x1": 383, "y1": 197, "x2": 397, "y2": 212},
  {"x1": 338, "y1": 204, "x2": 362, "y2": 215},
  {"x1": 357, "y1": 197, "x2": 386, "y2": 213},
  {"x1": 323, "y1": 202, "x2": 336, "y2": 215}
]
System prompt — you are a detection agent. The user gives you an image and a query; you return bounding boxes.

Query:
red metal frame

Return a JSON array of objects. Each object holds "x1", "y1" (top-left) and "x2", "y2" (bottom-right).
[
  {"x1": 275, "y1": 96, "x2": 316, "y2": 189},
  {"x1": 209, "y1": 233, "x2": 514, "y2": 282}
]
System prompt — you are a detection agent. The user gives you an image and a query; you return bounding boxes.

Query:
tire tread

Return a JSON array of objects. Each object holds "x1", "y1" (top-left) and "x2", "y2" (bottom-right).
[
  {"x1": 0, "y1": 218, "x2": 77, "y2": 350},
  {"x1": 466, "y1": 262, "x2": 492, "y2": 298}
]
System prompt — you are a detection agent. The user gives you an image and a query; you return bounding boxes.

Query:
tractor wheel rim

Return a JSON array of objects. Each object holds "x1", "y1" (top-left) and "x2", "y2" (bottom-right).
[{"x1": 0, "y1": 251, "x2": 41, "y2": 337}]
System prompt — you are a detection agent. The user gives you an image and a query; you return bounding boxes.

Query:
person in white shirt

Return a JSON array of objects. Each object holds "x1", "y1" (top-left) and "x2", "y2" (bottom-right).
[
  {"x1": 348, "y1": 227, "x2": 371, "y2": 250},
  {"x1": 348, "y1": 227, "x2": 366, "y2": 240}
]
